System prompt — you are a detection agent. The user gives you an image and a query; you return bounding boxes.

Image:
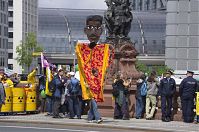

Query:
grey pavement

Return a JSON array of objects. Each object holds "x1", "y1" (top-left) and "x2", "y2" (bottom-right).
[{"x1": 0, "y1": 113, "x2": 198, "y2": 132}]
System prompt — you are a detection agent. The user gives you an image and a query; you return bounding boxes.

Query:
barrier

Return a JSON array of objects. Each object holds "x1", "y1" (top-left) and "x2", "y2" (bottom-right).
[
  {"x1": 25, "y1": 88, "x2": 37, "y2": 112},
  {"x1": 1, "y1": 87, "x2": 12, "y2": 113},
  {"x1": 196, "y1": 92, "x2": 199, "y2": 116},
  {"x1": 12, "y1": 87, "x2": 25, "y2": 112}
]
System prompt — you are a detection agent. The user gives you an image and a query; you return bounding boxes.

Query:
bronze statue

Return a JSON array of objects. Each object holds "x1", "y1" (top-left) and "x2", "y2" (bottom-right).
[{"x1": 104, "y1": 0, "x2": 133, "y2": 38}]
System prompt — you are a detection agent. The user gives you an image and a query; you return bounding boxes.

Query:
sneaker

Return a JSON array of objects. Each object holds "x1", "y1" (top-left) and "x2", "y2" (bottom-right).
[
  {"x1": 193, "y1": 121, "x2": 198, "y2": 124},
  {"x1": 96, "y1": 119, "x2": 103, "y2": 124},
  {"x1": 88, "y1": 120, "x2": 94, "y2": 123},
  {"x1": 45, "y1": 113, "x2": 51, "y2": 116}
]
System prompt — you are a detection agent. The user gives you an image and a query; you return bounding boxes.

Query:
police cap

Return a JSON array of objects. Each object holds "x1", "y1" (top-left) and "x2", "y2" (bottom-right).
[
  {"x1": 187, "y1": 70, "x2": 194, "y2": 75},
  {"x1": 165, "y1": 70, "x2": 173, "y2": 75}
]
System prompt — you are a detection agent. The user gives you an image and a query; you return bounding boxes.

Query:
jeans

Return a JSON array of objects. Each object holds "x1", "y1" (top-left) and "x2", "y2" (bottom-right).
[
  {"x1": 52, "y1": 97, "x2": 61, "y2": 117},
  {"x1": 135, "y1": 96, "x2": 145, "y2": 118},
  {"x1": 114, "y1": 97, "x2": 129, "y2": 119},
  {"x1": 68, "y1": 95, "x2": 81, "y2": 118},
  {"x1": 46, "y1": 96, "x2": 53, "y2": 113},
  {"x1": 88, "y1": 99, "x2": 101, "y2": 121}
]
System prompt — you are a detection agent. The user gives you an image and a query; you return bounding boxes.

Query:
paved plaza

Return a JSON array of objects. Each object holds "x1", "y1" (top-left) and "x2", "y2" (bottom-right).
[{"x1": 0, "y1": 113, "x2": 198, "y2": 132}]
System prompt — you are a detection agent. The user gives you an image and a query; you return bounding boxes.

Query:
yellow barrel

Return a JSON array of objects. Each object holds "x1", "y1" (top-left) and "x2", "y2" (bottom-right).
[
  {"x1": 12, "y1": 87, "x2": 25, "y2": 112},
  {"x1": 196, "y1": 92, "x2": 199, "y2": 115},
  {"x1": 25, "y1": 88, "x2": 36, "y2": 112},
  {"x1": 1, "y1": 87, "x2": 12, "y2": 112}
]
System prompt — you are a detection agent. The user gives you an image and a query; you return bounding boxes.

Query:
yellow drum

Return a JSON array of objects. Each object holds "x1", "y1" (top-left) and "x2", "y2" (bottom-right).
[
  {"x1": 196, "y1": 92, "x2": 199, "y2": 115},
  {"x1": 1, "y1": 87, "x2": 12, "y2": 112},
  {"x1": 25, "y1": 88, "x2": 36, "y2": 112},
  {"x1": 12, "y1": 87, "x2": 25, "y2": 112}
]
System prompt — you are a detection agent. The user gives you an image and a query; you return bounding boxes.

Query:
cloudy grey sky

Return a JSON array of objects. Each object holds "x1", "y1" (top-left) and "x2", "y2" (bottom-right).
[{"x1": 39, "y1": 0, "x2": 107, "y2": 9}]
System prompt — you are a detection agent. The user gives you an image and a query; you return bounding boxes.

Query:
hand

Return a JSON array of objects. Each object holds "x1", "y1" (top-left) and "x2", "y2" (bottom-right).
[{"x1": 158, "y1": 96, "x2": 161, "y2": 99}]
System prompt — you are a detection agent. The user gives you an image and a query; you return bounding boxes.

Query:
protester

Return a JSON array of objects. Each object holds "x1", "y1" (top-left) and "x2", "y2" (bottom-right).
[
  {"x1": 0, "y1": 75, "x2": 6, "y2": 111},
  {"x1": 179, "y1": 71, "x2": 197, "y2": 123},
  {"x1": 135, "y1": 74, "x2": 146, "y2": 119},
  {"x1": 38, "y1": 75, "x2": 46, "y2": 112},
  {"x1": 67, "y1": 72, "x2": 81, "y2": 119},
  {"x1": 52, "y1": 69, "x2": 65, "y2": 118},
  {"x1": 112, "y1": 72, "x2": 130, "y2": 120},
  {"x1": 59, "y1": 71, "x2": 69, "y2": 117},
  {"x1": 10, "y1": 73, "x2": 20, "y2": 87},
  {"x1": 158, "y1": 70, "x2": 176, "y2": 122},
  {"x1": 145, "y1": 72, "x2": 159, "y2": 120},
  {"x1": 2, "y1": 74, "x2": 14, "y2": 89}
]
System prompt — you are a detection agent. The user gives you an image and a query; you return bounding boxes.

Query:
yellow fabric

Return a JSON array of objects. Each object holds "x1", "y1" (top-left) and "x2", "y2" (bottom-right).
[
  {"x1": 45, "y1": 67, "x2": 53, "y2": 96},
  {"x1": 196, "y1": 92, "x2": 199, "y2": 115},
  {"x1": 75, "y1": 42, "x2": 110, "y2": 102},
  {"x1": 27, "y1": 69, "x2": 37, "y2": 86}
]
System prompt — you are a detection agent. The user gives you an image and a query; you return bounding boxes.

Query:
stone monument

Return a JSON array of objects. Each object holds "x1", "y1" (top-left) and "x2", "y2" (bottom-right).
[
  {"x1": 104, "y1": 0, "x2": 140, "y2": 83},
  {"x1": 99, "y1": 0, "x2": 141, "y2": 118}
]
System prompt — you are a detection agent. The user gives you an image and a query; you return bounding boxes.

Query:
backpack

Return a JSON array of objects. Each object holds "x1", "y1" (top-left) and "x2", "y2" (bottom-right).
[
  {"x1": 140, "y1": 81, "x2": 147, "y2": 96},
  {"x1": 48, "y1": 79, "x2": 56, "y2": 93},
  {"x1": 70, "y1": 78, "x2": 79, "y2": 95}
]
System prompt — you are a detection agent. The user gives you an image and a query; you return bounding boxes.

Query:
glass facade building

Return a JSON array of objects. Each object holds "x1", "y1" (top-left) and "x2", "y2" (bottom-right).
[
  {"x1": 0, "y1": 0, "x2": 8, "y2": 69},
  {"x1": 38, "y1": 8, "x2": 166, "y2": 56},
  {"x1": 166, "y1": 0, "x2": 199, "y2": 71},
  {"x1": 131, "y1": 0, "x2": 167, "y2": 11}
]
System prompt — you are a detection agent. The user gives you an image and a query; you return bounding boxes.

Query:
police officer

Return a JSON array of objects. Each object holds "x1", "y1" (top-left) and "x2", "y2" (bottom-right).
[
  {"x1": 158, "y1": 70, "x2": 176, "y2": 122},
  {"x1": 179, "y1": 71, "x2": 197, "y2": 123}
]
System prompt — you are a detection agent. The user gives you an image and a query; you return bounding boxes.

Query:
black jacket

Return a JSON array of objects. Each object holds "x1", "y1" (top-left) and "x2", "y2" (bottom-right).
[
  {"x1": 158, "y1": 77, "x2": 176, "y2": 96},
  {"x1": 179, "y1": 76, "x2": 197, "y2": 99}
]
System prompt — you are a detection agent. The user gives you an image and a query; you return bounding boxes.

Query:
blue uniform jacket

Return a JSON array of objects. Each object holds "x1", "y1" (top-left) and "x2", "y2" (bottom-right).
[
  {"x1": 53, "y1": 75, "x2": 64, "y2": 98},
  {"x1": 158, "y1": 77, "x2": 176, "y2": 96},
  {"x1": 179, "y1": 76, "x2": 197, "y2": 99}
]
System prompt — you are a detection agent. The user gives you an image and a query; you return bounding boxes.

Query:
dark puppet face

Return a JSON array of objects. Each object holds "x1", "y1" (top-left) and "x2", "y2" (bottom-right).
[{"x1": 84, "y1": 20, "x2": 103, "y2": 49}]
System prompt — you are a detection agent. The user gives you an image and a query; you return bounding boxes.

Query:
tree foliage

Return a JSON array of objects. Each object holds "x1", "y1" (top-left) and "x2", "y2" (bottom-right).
[
  {"x1": 136, "y1": 60, "x2": 172, "y2": 76},
  {"x1": 16, "y1": 32, "x2": 43, "y2": 71}
]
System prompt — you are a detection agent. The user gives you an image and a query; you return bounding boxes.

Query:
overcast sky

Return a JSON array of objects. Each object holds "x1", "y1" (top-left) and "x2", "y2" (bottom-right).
[{"x1": 39, "y1": 0, "x2": 107, "y2": 9}]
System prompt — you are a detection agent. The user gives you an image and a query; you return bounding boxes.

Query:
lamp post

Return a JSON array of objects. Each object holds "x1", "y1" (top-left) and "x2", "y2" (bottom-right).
[
  {"x1": 134, "y1": 14, "x2": 145, "y2": 55},
  {"x1": 63, "y1": 16, "x2": 72, "y2": 54}
]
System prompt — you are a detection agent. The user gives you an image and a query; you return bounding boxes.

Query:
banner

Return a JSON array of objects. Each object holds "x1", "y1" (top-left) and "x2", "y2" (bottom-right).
[
  {"x1": 45, "y1": 66, "x2": 53, "y2": 96},
  {"x1": 41, "y1": 52, "x2": 49, "y2": 68}
]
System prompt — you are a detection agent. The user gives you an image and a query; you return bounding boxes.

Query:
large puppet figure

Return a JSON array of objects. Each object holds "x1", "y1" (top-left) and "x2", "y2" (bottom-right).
[{"x1": 75, "y1": 15, "x2": 113, "y2": 123}]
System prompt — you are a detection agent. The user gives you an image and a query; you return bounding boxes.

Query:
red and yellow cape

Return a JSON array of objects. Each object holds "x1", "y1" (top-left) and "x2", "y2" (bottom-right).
[{"x1": 76, "y1": 42, "x2": 113, "y2": 102}]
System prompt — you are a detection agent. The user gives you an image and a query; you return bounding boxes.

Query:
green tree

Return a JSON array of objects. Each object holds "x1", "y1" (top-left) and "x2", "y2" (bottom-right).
[
  {"x1": 136, "y1": 60, "x2": 151, "y2": 74},
  {"x1": 136, "y1": 60, "x2": 172, "y2": 76},
  {"x1": 16, "y1": 32, "x2": 43, "y2": 72}
]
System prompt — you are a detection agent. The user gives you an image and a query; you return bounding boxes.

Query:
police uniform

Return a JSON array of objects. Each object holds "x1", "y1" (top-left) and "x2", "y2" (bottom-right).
[
  {"x1": 179, "y1": 71, "x2": 197, "y2": 123},
  {"x1": 159, "y1": 71, "x2": 176, "y2": 122}
]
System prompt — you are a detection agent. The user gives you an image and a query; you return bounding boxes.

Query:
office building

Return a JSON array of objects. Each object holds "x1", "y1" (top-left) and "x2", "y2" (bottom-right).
[
  {"x1": 131, "y1": 0, "x2": 167, "y2": 11},
  {"x1": 8, "y1": 0, "x2": 38, "y2": 73},
  {"x1": 165, "y1": 0, "x2": 199, "y2": 71},
  {"x1": 0, "y1": 0, "x2": 8, "y2": 69}
]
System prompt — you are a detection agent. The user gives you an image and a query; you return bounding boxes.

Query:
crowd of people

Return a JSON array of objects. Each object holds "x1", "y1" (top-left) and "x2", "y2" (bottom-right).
[{"x1": 111, "y1": 70, "x2": 199, "y2": 124}]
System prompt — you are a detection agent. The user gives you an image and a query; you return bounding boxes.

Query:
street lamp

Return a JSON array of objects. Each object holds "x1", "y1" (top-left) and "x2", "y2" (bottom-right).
[{"x1": 134, "y1": 13, "x2": 146, "y2": 55}]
